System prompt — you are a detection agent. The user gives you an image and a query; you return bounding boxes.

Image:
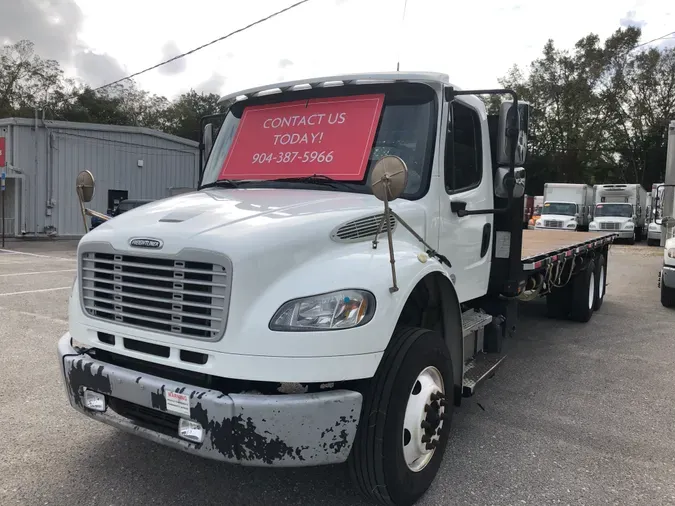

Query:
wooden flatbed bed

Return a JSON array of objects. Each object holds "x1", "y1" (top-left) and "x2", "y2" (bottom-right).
[{"x1": 521, "y1": 230, "x2": 617, "y2": 271}]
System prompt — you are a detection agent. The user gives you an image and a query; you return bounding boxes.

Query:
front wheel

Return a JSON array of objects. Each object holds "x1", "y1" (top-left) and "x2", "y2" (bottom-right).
[{"x1": 348, "y1": 327, "x2": 454, "y2": 505}]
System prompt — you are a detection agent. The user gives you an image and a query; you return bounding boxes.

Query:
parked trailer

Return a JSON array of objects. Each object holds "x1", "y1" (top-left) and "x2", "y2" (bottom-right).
[
  {"x1": 535, "y1": 183, "x2": 593, "y2": 231},
  {"x1": 589, "y1": 184, "x2": 647, "y2": 244},
  {"x1": 57, "y1": 72, "x2": 616, "y2": 506}
]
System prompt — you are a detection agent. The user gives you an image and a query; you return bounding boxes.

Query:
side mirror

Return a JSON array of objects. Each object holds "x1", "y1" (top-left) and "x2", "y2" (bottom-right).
[
  {"x1": 496, "y1": 101, "x2": 531, "y2": 167},
  {"x1": 203, "y1": 123, "x2": 214, "y2": 164},
  {"x1": 494, "y1": 166, "x2": 525, "y2": 199}
]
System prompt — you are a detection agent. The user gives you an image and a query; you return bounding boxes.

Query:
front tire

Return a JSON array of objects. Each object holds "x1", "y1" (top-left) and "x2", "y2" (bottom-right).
[{"x1": 348, "y1": 327, "x2": 454, "y2": 506}]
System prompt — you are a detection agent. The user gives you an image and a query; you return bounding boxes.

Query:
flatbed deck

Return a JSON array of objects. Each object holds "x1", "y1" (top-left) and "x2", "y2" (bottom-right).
[{"x1": 521, "y1": 230, "x2": 616, "y2": 271}]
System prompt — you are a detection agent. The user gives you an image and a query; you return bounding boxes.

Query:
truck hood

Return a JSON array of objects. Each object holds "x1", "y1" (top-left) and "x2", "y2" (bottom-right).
[
  {"x1": 83, "y1": 188, "x2": 427, "y2": 258},
  {"x1": 538, "y1": 214, "x2": 577, "y2": 222},
  {"x1": 592, "y1": 216, "x2": 632, "y2": 224}
]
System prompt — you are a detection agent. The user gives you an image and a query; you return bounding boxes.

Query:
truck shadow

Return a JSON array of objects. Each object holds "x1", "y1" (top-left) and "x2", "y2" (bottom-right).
[{"x1": 50, "y1": 430, "x2": 370, "y2": 506}]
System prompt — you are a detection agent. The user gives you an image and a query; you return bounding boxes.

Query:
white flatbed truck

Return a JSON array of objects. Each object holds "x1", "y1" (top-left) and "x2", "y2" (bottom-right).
[{"x1": 59, "y1": 72, "x2": 617, "y2": 505}]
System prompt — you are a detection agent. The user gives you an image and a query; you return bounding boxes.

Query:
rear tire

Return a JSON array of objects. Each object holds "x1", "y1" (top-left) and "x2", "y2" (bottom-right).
[
  {"x1": 570, "y1": 259, "x2": 596, "y2": 322},
  {"x1": 628, "y1": 231, "x2": 636, "y2": 245},
  {"x1": 348, "y1": 327, "x2": 454, "y2": 506},
  {"x1": 593, "y1": 254, "x2": 606, "y2": 311}
]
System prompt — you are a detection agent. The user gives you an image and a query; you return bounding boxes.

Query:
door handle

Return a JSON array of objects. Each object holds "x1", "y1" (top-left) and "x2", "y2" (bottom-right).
[
  {"x1": 480, "y1": 223, "x2": 492, "y2": 258},
  {"x1": 451, "y1": 201, "x2": 468, "y2": 215}
]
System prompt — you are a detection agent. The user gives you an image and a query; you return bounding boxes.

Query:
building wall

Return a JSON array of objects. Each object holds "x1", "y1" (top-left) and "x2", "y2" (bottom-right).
[{"x1": 1, "y1": 120, "x2": 199, "y2": 238}]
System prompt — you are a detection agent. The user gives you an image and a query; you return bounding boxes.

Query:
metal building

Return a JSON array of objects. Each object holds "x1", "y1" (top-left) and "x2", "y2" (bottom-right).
[{"x1": 0, "y1": 118, "x2": 199, "y2": 239}]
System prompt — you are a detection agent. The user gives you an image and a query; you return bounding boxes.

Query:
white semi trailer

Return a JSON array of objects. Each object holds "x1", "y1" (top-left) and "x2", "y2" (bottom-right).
[{"x1": 589, "y1": 184, "x2": 647, "y2": 244}]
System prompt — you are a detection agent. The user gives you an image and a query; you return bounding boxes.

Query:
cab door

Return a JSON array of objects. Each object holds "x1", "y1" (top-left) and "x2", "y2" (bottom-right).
[{"x1": 438, "y1": 98, "x2": 493, "y2": 303}]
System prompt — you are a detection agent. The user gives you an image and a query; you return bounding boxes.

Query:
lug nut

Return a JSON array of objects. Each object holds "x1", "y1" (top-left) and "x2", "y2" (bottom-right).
[
  {"x1": 421, "y1": 420, "x2": 432, "y2": 430},
  {"x1": 421, "y1": 435, "x2": 430, "y2": 443},
  {"x1": 425, "y1": 441, "x2": 437, "y2": 450}
]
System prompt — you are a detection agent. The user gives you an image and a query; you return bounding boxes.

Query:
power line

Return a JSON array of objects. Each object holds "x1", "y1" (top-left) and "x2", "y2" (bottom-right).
[
  {"x1": 629, "y1": 30, "x2": 675, "y2": 52},
  {"x1": 86, "y1": 0, "x2": 313, "y2": 95}
]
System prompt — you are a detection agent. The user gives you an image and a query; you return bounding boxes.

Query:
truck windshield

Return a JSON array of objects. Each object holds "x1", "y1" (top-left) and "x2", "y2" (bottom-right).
[
  {"x1": 542, "y1": 202, "x2": 576, "y2": 216},
  {"x1": 199, "y1": 82, "x2": 437, "y2": 200},
  {"x1": 594, "y1": 203, "x2": 633, "y2": 218}
]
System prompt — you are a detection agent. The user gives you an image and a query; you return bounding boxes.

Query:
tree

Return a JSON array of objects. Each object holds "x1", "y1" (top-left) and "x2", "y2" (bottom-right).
[
  {"x1": 162, "y1": 90, "x2": 227, "y2": 141},
  {"x1": 0, "y1": 40, "x2": 66, "y2": 117}
]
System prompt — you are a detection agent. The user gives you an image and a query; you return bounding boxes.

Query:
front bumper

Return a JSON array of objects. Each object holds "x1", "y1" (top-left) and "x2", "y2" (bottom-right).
[
  {"x1": 613, "y1": 229, "x2": 635, "y2": 239},
  {"x1": 648, "y1": 229, "x2": 661, "y2": 240},
  {"x1": 58, "y1": 333, "x2": 362, "y2": 467},
  {"x1": 661, "y1": 266, "x2": 675, "y2": 289}
]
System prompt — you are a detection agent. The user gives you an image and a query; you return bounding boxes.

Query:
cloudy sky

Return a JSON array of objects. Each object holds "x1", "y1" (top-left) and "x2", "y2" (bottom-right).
[{"x1": 2, "y1": 0, "x2": 673, "y2": 100}]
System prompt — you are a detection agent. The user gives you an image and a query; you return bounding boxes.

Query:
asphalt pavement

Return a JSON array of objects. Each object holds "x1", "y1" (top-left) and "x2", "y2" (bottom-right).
[{"x1": 1, "y1": 241, "x2": 674, "y2": 506}]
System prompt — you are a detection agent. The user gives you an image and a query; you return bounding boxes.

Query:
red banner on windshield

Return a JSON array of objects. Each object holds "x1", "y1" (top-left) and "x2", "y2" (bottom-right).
[{"x1": 218, "y1": 94, "x2": 385, "y2": 181}]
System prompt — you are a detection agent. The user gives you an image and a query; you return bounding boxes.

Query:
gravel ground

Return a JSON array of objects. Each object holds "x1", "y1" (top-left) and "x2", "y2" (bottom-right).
[{"x1": 1, "y1": 241, "x2": 674, "y2": 506}]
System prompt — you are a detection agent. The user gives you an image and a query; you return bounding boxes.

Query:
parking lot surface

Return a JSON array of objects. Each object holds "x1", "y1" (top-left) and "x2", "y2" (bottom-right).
[{"x1": 1, "y1": 241, "x2": 674, "y2": 506}]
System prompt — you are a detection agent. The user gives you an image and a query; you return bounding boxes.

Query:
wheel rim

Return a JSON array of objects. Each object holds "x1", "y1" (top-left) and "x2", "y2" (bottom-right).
[
  {"x1": 588, "y1": 271, "x2": 595, "y2": 310},
  {"x1": 402, "y1": 366, "x2": 446, "y2": 473},
  {"x1": 599, "y1": 265, "x2": 605, "y2": 299}
]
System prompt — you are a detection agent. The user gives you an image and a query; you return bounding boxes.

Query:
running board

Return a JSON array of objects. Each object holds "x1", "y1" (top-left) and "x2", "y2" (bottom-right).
[
  {"x1": 462, "y1": 353, "x2": 506, "y2": 397},
  {"x1": 462, "y1": 309, "x2": 493, "y2": 338}
]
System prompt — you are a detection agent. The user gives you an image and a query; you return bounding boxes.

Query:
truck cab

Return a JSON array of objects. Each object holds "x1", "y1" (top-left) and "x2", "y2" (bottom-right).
[{"x1": 59, "y1": 72, "x2": 616, "y2": 506}]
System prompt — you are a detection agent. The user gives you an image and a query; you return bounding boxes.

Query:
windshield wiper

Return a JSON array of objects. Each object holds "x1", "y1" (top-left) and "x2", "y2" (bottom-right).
[
  {"x1": 200, "y1": 179, "x2": 240, "y2": 190},
  {"x1": 270, "y1": 174, "x2": 352, "y2": 190}
]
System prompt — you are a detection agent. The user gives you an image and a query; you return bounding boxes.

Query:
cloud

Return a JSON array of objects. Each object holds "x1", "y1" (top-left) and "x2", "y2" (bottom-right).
[
  {"x1": 198, "y1": 73, "x2": 226, "y2": 94},
  {"x1": 158, "y1": 41, "x2": 187, "y2": 75},
  {"x1": 0, "y1": 0, "x2": 128, "y2": 88},
  {"x1": 620, "y1": 10, "x2": 647, "y2": 29},
  {"x1": 74, "y1": 49, "x2": 128, "y2": 88},
  {"x1": 278, "y1": 58, "x2": 294, "y2": 69}
]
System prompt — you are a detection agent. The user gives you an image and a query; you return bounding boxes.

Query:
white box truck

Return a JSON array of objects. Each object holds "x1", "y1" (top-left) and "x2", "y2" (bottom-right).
[
  {"x1": 58, "y1": 72, "x2": 617, "y2": 505},
  {"x1": 589, "y1": 184, "x2": 647, "y2": 244},
  {"x1": 534, "y1": 183, "x2": 593, "y2": 231}
]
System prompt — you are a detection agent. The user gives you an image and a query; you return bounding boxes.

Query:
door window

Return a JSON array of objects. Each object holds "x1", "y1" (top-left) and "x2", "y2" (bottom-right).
[{"x1": 445, "y1": 101, "x2": 482, "y2": 193}]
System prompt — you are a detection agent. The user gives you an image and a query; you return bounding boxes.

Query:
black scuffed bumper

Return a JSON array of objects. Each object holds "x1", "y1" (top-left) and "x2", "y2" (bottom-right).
[{"x1": 58, "y1": 333, "x2": 362, "y2": 467}]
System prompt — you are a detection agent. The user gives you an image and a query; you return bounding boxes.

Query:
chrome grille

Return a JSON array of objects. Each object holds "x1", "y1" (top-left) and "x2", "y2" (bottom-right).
[
  {"x1": 544, "y1": 220, "x2": 563, "y2": 228},
  {"x1": 80, "y1": 250, "x2": 230, "y2": 341},
  {"x1": 599, "y1": 222, "x2": 620, "y2": 230}
]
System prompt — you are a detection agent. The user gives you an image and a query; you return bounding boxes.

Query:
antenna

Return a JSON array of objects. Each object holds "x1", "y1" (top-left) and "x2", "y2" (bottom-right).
[{"x1": 396, "y1": 0, "x2": 409, "y2": 72}]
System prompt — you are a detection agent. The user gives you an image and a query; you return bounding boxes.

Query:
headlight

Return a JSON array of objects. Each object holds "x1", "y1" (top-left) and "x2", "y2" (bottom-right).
[
  {"x1": 668, "y1": 249, "x2": 675, "y2": 259},
  {"x1": 535, "y1": 220, "x2": 542, "y2": 227},
  {"x1": 623, "y1": 222, "x2": 634, "y2": 229},
  {"x1": 270, "y1": 289, "x2": 375, "y2": 331},
  {"x1": 566, "y1": 221, "x2": 577, "y2": 228},
  {"x1": 589, "y1": 222, "x2": 598, "y2": 229}
]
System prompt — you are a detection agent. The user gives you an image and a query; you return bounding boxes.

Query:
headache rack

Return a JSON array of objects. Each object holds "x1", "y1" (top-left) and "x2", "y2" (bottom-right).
[{"x1": 79, "y1": 246, "x2": 232, "y2": 341}]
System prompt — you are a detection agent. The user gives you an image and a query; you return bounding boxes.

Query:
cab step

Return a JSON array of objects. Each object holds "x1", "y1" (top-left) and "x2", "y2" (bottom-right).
[
  {"x1": 462, "y1": 309, "x2": 493, "y2": 338},
  {"x1": 462, "y1": 353, "x2": 506, "y2": 397}
]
